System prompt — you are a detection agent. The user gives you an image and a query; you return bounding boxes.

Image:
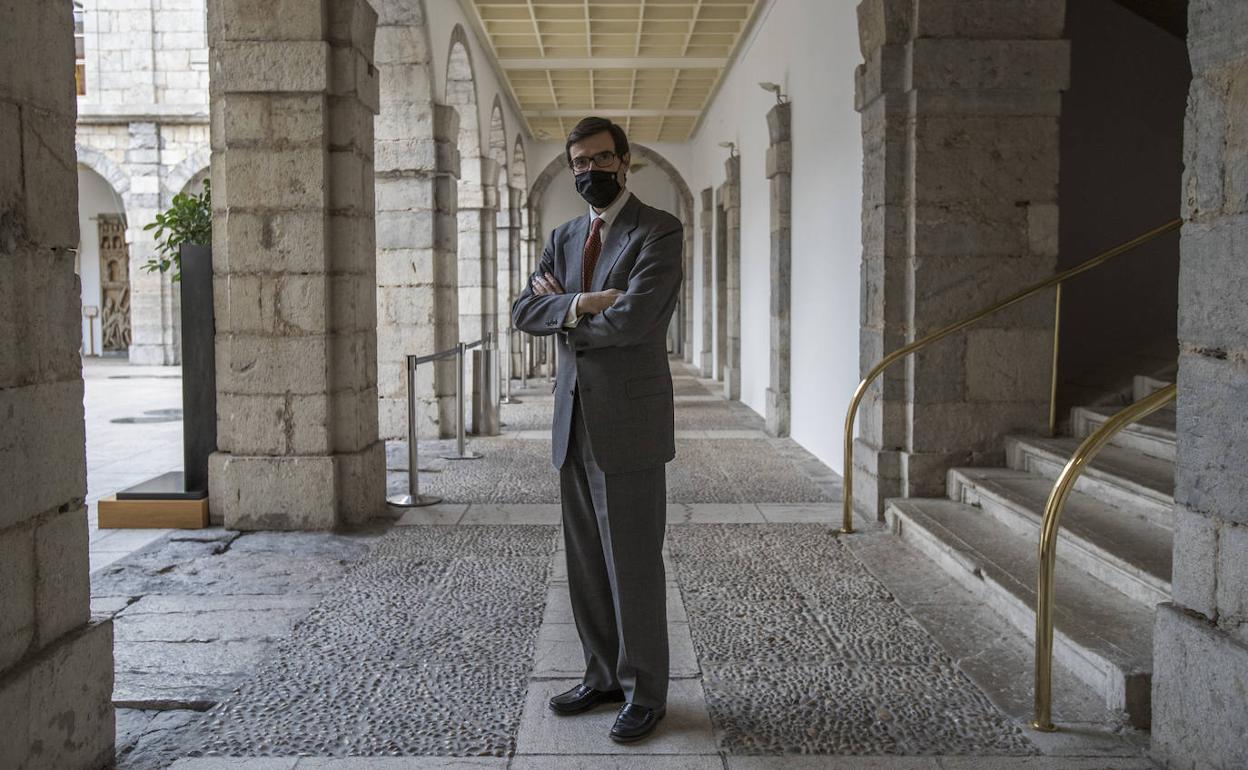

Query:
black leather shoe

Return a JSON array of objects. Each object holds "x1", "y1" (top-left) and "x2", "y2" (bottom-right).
[
  {"x1": 609, "y1": 702, "x2": 666, "y2": 742},
  {"x1": 548, "y1": 683, "x2": 626, "y2": 715}
]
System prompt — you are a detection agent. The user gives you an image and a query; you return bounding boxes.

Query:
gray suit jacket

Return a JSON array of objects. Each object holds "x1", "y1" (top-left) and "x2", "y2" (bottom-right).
[{"x1": 511, "y1": 193, "x2": 684, "y2": 473}]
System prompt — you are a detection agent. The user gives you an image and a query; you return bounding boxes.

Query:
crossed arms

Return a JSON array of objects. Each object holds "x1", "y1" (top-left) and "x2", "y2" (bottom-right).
[{"x1": 511, "y1": 219, "x2": 683, "y2": 351}]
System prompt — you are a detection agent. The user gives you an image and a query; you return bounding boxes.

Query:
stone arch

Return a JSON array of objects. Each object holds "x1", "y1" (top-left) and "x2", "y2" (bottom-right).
[
  {"x1": 507, "y1": 136, "x2": 531, "y2": 376},
  {"x1": 528, "y1": 142, "x2": 695, "y2": 359},
  {"x1": 75, "y1": 144, "x2": 131, "y2": 199},
  {"x1": 75, "y1": 163, "x2": 131, "y2": 359},
  {"x1": 372, "y1": 0, "x2": 459, "y2": 439},
  {"x1": 488, "y1": 99, "x2": 511, "y2": 346},
  {"x1": 445, "y1": 26, "x2": 482, "y2": 174},
  {"x1": 446, "y1": 25, "x2": 496, "y2": 349},
  {"x1": 164, "y1": 147, "x2": 212, "y2": 202}
]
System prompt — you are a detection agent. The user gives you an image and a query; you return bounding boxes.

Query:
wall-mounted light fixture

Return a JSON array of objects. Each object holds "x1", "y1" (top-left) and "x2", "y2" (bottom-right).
[
  {"x1": 717, "y1": 141, "x2": 737, "y2": 158},
  {"x1": 758, "y1": 81, "x2": 788, "y2": 105}
]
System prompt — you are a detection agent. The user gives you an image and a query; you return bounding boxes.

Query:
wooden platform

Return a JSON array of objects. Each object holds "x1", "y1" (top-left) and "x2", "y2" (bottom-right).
[{"x1": 98, "y1": 495, "x2": 209, "y2": 529}]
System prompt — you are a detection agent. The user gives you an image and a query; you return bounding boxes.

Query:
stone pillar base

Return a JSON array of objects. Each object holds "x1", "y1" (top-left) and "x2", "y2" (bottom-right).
[
  {"x1": 210, "y1": 443, "x2": 385, "y2": 530},
  {"x1": 765, "y1": 387, "x2": 790, "y2": 437},
  {"x1": 1152, "y1": 603, "x2": 1248, "y2": 768},
  {"x1": 852, "y1": 438, "x2": 902, "y2": 523},
  {"x1": 127, "y1": 342, "x2": 175, "y2": 366},
  {"x1": 722, "y1": 367, "x2": 741, "y2": 401},
  {"x1": 0, "y1": 618, "x2": 114, "y2": 770},
  {"x1": 699, "y1": 352, "x2": 713, "y2": 378}
]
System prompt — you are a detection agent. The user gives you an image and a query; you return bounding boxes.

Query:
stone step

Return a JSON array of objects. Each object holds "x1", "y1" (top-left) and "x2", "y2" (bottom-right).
[
  {"x1": 884, "y1": 497, "x2": 1154, "y2": 726},
  {"x1": 1005, "y1": 435, "x2": 1174, "y2": 530},
  {"x1": 1071, "y1": 404, "x2": 1176, "y2": 462},
  {"x1": 1132, "y1": 374, "x2": 1173, "y2": 402},
  {"x1": 947, "y1": 467, "x2": 1172, "y2": 606}
]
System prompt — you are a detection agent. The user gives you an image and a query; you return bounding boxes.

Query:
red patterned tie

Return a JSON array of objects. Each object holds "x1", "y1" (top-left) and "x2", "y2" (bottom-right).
[{"x1": 582, "y1": 217, "x2": 605, "y2": 292}]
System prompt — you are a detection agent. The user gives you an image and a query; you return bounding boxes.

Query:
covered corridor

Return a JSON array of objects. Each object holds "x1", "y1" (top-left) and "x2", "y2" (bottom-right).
[{"x1": 4, "y1": 0, "x2": 1248, "y2": 769}]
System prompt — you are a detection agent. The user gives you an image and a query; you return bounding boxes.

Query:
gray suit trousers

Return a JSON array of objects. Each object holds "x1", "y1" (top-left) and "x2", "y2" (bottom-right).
[{"x1": 560, "y1": 386, "x2": 669, "y2": 709}]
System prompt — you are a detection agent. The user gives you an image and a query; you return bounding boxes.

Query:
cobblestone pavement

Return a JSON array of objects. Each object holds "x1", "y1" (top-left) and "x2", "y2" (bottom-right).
[{"x1": 104, "y1": 360, "x2": 1154, "y2": 769}]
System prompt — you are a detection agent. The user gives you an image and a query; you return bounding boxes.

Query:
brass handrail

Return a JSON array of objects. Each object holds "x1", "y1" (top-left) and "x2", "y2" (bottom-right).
[
  {"x1": 1031, "y1": 382, "x2": 1177, "y2": 732},
  {"x1": 840, "y1": 218, "x2": 1182, "y2": 534}
]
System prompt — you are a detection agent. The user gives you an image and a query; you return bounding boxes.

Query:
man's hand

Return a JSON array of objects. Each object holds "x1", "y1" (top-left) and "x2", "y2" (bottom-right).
[
  {"x1": 576, "y1": 289, "x2": 624, "y2": 316},
  {"x1": 531, "y1": 272, "x2": 565, "y2": 296}
]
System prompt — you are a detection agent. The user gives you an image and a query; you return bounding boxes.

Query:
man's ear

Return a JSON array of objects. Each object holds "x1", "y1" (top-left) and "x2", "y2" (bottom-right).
[{"x1": 619, "y1": 153, "x2": 630, "y2": 182}]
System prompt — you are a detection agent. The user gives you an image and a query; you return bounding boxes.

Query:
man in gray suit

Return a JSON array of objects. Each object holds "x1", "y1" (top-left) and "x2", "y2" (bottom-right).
[{"x1": 511, "y1": 117, "x2": 683, "y2": 743}]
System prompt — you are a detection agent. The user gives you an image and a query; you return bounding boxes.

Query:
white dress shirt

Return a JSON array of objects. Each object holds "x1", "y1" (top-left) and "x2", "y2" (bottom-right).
[{"x1": 563, "y1": 189, "x2": 633, "y2": 328}]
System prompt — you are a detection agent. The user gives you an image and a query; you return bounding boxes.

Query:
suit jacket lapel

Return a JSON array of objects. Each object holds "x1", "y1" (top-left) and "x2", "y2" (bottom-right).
[
  {"x1": 591, "y1": 194, "x2": 642, "y2": 292},
  {"x1": 564, "y1": 213, "x2": 590, "y2": 292}
]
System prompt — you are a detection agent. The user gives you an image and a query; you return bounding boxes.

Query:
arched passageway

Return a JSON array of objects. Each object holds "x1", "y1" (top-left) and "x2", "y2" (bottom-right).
[
  {"x1": 446, "y1": 27, "x2": 497, "y2": 348},
  {"x1": 373, "y1": 0, "x2": 461, "y2": 439}
]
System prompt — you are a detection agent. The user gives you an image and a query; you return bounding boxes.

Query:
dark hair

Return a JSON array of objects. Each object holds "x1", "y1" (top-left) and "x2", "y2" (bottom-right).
[{"x1": 565, "y1": 117, "x2": 630, "y2": 168}]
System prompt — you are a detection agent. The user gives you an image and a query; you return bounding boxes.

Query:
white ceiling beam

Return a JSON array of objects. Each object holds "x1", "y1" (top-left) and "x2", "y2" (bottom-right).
[
  {"x1": 527, "y1": 109, "x2": 700, "y2": 118},
  {"x1": 499, "y1": 57, "x2": 726, "y2": 70}
]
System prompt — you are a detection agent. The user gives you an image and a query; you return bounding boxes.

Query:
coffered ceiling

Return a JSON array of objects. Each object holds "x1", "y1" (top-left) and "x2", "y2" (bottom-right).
[{"x1": 462, "y1": 0, "x2": 763, "y2": 143}]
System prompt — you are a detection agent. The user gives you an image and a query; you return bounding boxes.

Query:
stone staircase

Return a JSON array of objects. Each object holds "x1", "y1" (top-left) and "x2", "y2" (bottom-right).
[{"x1": 885, "y1": 375, "x2": 1175, "y2": 728}]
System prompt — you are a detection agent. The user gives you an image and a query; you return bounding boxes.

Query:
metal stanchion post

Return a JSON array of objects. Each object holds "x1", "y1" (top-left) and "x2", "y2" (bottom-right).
[
  {"x1": 501, "y1": 328, "x2": 520, "y2": 404},
  {"x1": 387, "y1": 354, "x2": 442, "y2": 507},
  {"x1": 520, "y1": 333, "x2": 529, "y2": 390},
  {"x1": 443, "y1": 341, "x2": 482, "y2": 460}
]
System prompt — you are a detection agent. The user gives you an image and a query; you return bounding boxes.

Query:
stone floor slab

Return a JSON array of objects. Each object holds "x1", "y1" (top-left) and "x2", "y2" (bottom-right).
[
  {"x1": 169, "y1": 759, "x2": 300, "y2": 769},
  {"x1": 728, "y1": 759, "x2": 939, "y2": 770},
  {"x1": 461, "y1": 504, "x2": 563, "y2": 525},
  {"x1": 532, "y1": 622, "x2": 700, "y2": 679},
  {"x1": 668, "y1": 504, "x2": 766, "y2": 524},
  {"x1": 515, "y1": 677, "x2": 716, "y2": 755},
  {"x1": 757, "y1": 503, "x2": 840, "y2": 524},
  {"x1": 394, "y1": 504, "x2": 469, "y2": 526},
  {"x1": 513, "y1": 757, "x2": 722, "y2": 769}
]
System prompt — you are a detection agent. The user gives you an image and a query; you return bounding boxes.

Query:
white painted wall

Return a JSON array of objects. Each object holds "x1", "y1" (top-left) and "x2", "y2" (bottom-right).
[
  {"x1": 77, "y1": 166, "x2": 127, "y2": 356},
  {"x1": 686, "y1": 0, "x2": 862, "y2": 472}
]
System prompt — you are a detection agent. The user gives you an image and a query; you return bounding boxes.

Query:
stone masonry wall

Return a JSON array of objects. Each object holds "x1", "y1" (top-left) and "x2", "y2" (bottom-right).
[
  {"x1": 765, "y1": 102, "x2": 792, "y2": 437},
  {"x1": 721, "y1": 154, "x2": 742, "y2": 401},
  {"x1": 1, "y1": 1, "x2": 116, "y2": 766},
  {"x1": 1152, "y1": 2, "x2": 1248, "y2": 768},
  {"x1": 77, "y1": 0, "x2": 212, "y2": 366},
  {"x1": 853, "y1": 0, "x2": 1068, "y2": 517},
  {"x1": 699, "y1": 187, "x2": 713, "y2": 376},
  {"x1": 373, "y1": 1, "x2": 462, "y2": 441},
  {"x1": 206, "y1": 0, "x2": 386, "y2": 530}
]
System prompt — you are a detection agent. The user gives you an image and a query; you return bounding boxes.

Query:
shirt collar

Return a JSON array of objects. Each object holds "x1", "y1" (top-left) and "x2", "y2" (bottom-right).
[{"x1": 589, "y1": 188, "x2": 632, "y2": 227}]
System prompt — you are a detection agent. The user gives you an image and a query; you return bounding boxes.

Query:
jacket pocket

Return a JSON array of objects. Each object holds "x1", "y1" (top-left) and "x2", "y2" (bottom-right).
[{"x1": 625, "y1": 373, "x2": 672, "y2": 399}]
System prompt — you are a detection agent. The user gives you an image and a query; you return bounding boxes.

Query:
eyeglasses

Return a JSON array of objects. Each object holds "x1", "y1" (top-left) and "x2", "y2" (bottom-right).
[{"x1": 569, "y1": 150, "x2": 618, "y2": 173}]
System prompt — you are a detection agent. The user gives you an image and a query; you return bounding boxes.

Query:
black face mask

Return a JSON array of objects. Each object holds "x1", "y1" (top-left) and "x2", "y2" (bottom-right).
[{"x1": 574, "y1": 169, "x2": 622, "y2": 208}]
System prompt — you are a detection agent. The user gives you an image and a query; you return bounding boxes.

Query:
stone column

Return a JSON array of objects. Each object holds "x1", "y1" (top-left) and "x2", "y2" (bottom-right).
[
  {"x1": 457, "y1": 156, "x2": 499, "y2": 345},
  {"x1": 682, "y1": 215, "x2": 695, "y2": 363},
  {"x1": 765, "y1": 103, "x2": 792, "y2": 436},
  {"x1": 0, "y1": 1, "x2": 115, "y2": 765},
  {"x1": 852, "y1": 0, "x2": 1068, "y2": 517},
  {"x1": 373, "y1": 0, "x2": 460, "y2": 440},
  {"x1": 1152, "y1": 3, "x2": 1248, "y2": 767},
  {"x1": 126, "y1": 120, "x2": 180, "y2": 365},
  {"x1": 698, "y1": 187, "x2": 714, "y2": 376},
  {"x1": 713, "y1": 198, "x2": 727, "y2": 380},
  {"x1": 721, "y1": 155, "x2": 742, "y2": 400},
  {"x1": 497, "y1": 185, "x2": 519, "y2": 339},
  {"x1": 207, "y1": 0, "x2": 386, "y2": 529}
]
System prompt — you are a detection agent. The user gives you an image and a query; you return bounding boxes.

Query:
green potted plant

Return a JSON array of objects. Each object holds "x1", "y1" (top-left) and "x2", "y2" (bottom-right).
[
  {"x1": 113, "y1": 177, "x2": 215, "y2": 514},
  {"x1": 141, "y1": 178, "x2": 211, "y2": 281}
]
